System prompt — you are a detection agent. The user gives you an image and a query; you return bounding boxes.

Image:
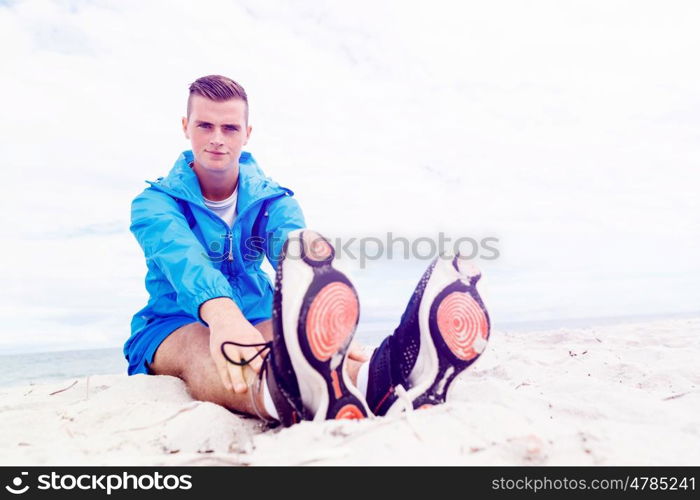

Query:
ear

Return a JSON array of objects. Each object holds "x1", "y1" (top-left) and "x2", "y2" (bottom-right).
[
  {"x1": 182, "y1": 116, "x2": 189, "y2": 139},
  {"x1": 244, "y1": 125, "x2": 253, "y2": 145}
]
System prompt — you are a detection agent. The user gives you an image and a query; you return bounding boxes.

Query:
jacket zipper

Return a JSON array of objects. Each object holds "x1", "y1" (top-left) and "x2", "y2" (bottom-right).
[
  {"x1": 225, "y1": 193, "x2": 282, "y2": 270},
  {"x1": 149, "y1": 183, "x2": 284, "y2": 272}
]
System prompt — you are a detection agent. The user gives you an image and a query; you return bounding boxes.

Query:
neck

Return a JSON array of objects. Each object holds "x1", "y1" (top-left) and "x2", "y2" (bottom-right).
[{"x1": 192, "y1": 161, "x2": 239, "y2": 201}]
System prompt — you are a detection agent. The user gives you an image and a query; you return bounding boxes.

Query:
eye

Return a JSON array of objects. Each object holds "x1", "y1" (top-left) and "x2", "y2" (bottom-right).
[
  {"x1": 197, "y1": 123, "x2": 212, "y2": 129},
  {"x1": 224, "y1": 126, "x2": 239, "y2": 132}
]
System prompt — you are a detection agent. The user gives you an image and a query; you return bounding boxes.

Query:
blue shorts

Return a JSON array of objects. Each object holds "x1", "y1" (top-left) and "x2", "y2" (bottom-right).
[
  {"x1": 124, "y1": 314, "x2": 272, "y2": 376},
  {"x1": 124, "y1": 315, "x2": 195, "y2": 375}
]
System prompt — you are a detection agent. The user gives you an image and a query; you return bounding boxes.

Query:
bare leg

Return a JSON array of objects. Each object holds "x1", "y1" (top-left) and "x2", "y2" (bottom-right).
[
  {"x1": 150, "y1": 319, "x2": 273, "y2": 419},
  {"x1": 150, "y1": 317, "x2": 367, "y2": 420},
  {"x1": 347, "y1": 358, "x2": 364, "y2": 387}
]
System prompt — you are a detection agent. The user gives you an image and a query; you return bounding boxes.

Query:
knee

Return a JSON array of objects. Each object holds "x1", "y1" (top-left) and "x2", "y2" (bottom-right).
[
  {"x1": 150, "y1": 322, "x2": 210, "y2": 379},
  {"x1": 179, "y1": 330, "x2": 217, "y2": 384}
]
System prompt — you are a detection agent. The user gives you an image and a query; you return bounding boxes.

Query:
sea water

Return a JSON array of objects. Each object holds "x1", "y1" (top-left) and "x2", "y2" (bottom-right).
[{"x1": 0, "y1": 347, "x2": 126, "y2": 388}]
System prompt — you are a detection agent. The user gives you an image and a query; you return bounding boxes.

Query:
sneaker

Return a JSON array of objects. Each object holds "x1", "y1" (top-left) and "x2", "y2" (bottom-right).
[
  {"x1": 264, "y1": 229, "x2": 370, "y2": 426},
  {"x1": 366, "y1": 255, "x2": 490, "y2": 416}
]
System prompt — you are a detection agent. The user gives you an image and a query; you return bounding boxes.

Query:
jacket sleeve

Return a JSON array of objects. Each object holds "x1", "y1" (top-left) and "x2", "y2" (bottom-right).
[
  {"x1": 263, "y1": 193, "x2": 306, "y2": 270},
  {"x1": 130, "y1": 188, "x2": 236, "y2": 323}
]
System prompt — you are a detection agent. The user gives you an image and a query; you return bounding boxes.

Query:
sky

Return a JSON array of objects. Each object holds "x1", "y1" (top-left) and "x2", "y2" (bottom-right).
[{"x1": 0, "y1": 0, "x2": 699, "y2": 353}]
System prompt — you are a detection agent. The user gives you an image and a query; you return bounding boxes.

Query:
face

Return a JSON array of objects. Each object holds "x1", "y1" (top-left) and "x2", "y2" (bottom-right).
[{"x1": 182, "y1": 95, "x2": 252, "y2": 172}]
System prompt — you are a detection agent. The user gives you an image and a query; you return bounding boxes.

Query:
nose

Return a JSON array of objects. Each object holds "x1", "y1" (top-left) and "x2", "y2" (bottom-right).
[{"x1": 210, "y1": 127, "x2": 224, "y2": 147}]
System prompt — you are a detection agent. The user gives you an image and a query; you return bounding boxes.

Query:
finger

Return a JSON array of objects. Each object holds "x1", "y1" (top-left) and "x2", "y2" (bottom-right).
[
  {"x1": 347, "y1": 342, "x2": 369, "y2": 362},
  {"x1": 241, "y1": 364, "x2": 258, "y2": 390},
  {"x1": 245, "y1": 347, "x2": 264, "y2": 374},
  {"x1": 227, "y1": 358, "x2": 247, "y2": 394},
  {"x1": 348, "y1": 350, "x2": 368, "y2": 362},
  {"x1": 215, "y1": 359, "x2": 234, "y2": 392}
]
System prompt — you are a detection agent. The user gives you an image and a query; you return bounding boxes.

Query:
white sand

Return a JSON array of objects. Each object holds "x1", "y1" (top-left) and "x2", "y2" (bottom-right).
[{"x1": 2, "y1": 317, "x2": 699, "y2": 466}]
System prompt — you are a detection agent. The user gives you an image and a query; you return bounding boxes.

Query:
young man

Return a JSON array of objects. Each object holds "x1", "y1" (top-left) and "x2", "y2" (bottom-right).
[{"x1": 125, "y1": 75, "x2": 490, "y2": 426}]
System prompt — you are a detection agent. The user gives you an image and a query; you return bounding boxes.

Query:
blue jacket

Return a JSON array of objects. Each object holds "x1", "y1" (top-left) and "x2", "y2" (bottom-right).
[{"x1": 124, "y1": 150, "x2": 305, "y2": 374}]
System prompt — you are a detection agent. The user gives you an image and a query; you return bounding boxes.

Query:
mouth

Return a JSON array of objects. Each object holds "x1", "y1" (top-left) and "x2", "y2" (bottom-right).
[{"x1": 205, "y1": 150, "x2": 227, "y2": 156}]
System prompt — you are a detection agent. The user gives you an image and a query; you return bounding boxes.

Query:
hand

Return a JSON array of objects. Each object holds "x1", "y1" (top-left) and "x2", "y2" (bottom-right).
[
  {"x1": 347, "y1": 340, "x2": 370, "y2": 363},
  {"x1": 201, "y1": 298, "x2": 268, "y2": 394}
]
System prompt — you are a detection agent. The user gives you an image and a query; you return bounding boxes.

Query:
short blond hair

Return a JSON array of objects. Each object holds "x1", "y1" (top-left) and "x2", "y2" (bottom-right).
[{"x1": 187, "y1": 75, "x2": 248, "y2": 122}]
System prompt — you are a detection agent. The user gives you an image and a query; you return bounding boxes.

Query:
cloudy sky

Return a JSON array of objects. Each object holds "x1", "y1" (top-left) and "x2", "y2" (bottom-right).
[{"x1": 1, "y1": 0, "x2": 698, "y2": 352}]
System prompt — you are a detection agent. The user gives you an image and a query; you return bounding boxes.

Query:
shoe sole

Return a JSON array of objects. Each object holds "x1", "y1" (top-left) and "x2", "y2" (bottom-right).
[
  {"x1": 277, "y1": 229, "x2": 369, "y2": 422},
  {"x1": 388, "y1": 255, "x2": 490, "y2": 413}
]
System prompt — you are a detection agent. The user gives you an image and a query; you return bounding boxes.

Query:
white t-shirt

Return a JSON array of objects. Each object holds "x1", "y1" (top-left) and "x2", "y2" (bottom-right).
[{"x1": 203, "y1": 189, "x2": 238, "y2": 228}]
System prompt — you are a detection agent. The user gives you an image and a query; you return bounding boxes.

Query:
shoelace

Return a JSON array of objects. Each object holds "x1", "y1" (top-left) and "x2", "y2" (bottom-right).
[
  {"x1": 394, "y1": 384, "x2": 415, "y2": 413},
  {"x1": 220, "y1": 340, "x2": 272, "y2": 367},
  {"x1": 219, "y1": 340, "x2": 273, "y2": 395},
  {"x1": 220, "y1": 340, "x2": 277, "y2": 423},
  {"x1": 394, "y1": 384, "x2": 423, "y2": 440}
]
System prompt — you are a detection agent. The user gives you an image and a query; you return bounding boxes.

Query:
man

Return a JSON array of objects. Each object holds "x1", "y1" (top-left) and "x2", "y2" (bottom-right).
[{"x1": 125, "y1": 75, "x2": 490, "y2": 426}]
